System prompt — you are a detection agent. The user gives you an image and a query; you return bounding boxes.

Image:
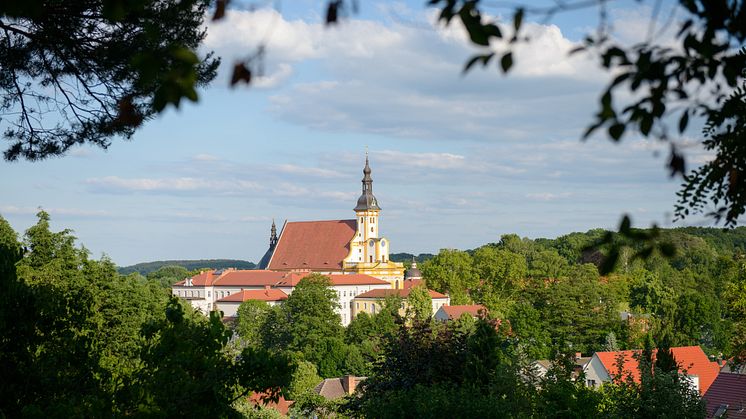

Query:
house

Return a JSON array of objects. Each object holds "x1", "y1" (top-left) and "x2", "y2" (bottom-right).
[
  {"x1": 314, "y1": 375, "x2": 366, "y2": 400},
  {"x1": 214, "y1": 287, "x2": 288, "y2": 317},
  {"x1": 248, "y1": 392, "x2": 294, "y2": 416},
  {"x1": 351, "y1": 282, "x2": 450, "y2": 317},
  {"x1": 587, "y1": 346, "x2": 721, "y2": 394},
  {"x1": 530, "y1": 353, "x2": 594, "y2": 384},
  {"x1": 434, "y1": 304, "x2": 487, "y2": 321},
  {"x1": 704, "y1": 372, "x2": 746, "y2": 418}
]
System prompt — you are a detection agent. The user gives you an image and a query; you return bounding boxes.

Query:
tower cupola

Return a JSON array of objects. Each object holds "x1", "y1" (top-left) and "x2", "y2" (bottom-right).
[{"x1": 354, "y1": 154, "x2": 381, "y2": 211}]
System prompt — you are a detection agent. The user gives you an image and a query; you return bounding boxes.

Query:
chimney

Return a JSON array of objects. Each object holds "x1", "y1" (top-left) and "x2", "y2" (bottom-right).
[
  {"x1": 343, "y1": 375, "x2": 356, "y2": 395},
  {"x1": 575, "y1": 352, "x2": 582, "y2": 360}
]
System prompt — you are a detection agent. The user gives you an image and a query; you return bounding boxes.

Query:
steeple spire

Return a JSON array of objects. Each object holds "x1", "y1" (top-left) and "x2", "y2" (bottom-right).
[
  {"x1": 269, "y1": 219, "x2": 278, "y2": 248},
  {"x1": 355, "y1": 152, "x2": 381, "y2": 211}
]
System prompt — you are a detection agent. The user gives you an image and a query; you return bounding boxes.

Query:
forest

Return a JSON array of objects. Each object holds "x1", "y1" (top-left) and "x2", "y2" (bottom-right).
[{"x1": 1, "y1": 211, "x2": 745, "y2": 418}]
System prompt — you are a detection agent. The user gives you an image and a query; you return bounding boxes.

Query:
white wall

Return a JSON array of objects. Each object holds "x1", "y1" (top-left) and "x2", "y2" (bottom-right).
[{"x1": 584, "y1": 354, "x2": 612, "y2": 388}]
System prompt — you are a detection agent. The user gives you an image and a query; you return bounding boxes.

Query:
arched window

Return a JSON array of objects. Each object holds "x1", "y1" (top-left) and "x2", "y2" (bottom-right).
[
  {"x1": 395, "y1": 280, "x2": 399, "y2": 289},
  {"x1": 369, "y1": 256, "x2": 373, "y2": 262},
  {"x1": 370, "y1": 227, "x2": 373, "y2": 232}
]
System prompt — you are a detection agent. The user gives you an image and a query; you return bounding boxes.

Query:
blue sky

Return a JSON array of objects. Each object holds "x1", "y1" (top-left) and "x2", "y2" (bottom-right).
[{"x1": 0, "y1": 0, "x2": 709, "y2": 266}]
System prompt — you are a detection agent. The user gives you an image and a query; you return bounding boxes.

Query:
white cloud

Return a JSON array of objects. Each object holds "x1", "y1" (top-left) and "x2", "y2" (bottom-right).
[
  {"x1": 374, "y1": 150, "x2": 467, "y2": 170},
  {"x1": 192, "y1": 153, "x2": 220, "y2": 162},
  {"x1": 85, "y1": 176, "x2": 261, "y2": 194},
  {"x1": 525, "y1": 192, "x2": 573, "y2": 201},
  {"x1": 273, "y1": 163, "x2": 344, "y2": 178},
  {"x1": 0, "y1": 205, "x2": 111, "y2": 217}
]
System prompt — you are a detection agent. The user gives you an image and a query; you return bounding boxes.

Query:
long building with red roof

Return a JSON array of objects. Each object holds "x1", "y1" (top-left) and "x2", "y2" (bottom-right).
[{"x1": 173, "y1": 269, "x2": 391, "y2": 325}]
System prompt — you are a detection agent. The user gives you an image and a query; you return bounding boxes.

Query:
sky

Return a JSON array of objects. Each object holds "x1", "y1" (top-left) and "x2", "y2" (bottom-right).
[{"x1": 0, "y1": 0, "x2": 712, "y2": 267}]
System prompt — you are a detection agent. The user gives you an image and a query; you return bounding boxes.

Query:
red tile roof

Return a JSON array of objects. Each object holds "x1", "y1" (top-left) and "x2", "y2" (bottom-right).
[
  {"x1": 176, "y1": 270, "x2": 388, "y2": 288},
  {"x1": 355, "y1": 287, "x2": 448, "y2": 299},
  {"x1": 248, "y1": 393, "x2": 294, "y2": 416},
  {"x1": 268, "y1": 220, "x2": 357, "y2": 271},
  {"x1": 274, "y1": 273, "x2": 390, "y2": 287},
  {"x1": 704, "y1": 373, "x2": 746, "y2": 419},
  {"x1": 173, "y1": 270, "x2": 219, "y2": 286},
  {"x1": 217, "y1": 289, "x2": 288, "y2": 303},
  {"x1": 595, "y1": 346, "x2": 720, "y2": 394},
  {"x1": 440, "y1": 304, "x2": 488, "y2": 320},
  {"x1": 403, "y1": 278, "x2": 425, "y2": 289}
]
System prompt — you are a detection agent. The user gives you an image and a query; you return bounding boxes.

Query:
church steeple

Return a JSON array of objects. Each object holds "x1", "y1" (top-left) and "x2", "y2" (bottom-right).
[
  {"x1": 354, "y1": 154, "x2": 381, "y2": 211},
  {"x1": 269, "y1": 219, "x2": 278, "y2": 248}
]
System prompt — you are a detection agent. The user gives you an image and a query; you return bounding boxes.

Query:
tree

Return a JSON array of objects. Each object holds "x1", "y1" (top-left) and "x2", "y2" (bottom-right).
[
  {"x1": 406, "y1": 284, "x2": 433, "y2": 321},
  {"x1": 145, "y1": 264, "x2": 191, "y2": 289},
  {"x1": 0, "y1": 1, "x2": 218, "y2": 160},
  {"x1": 236, "y1": 299, "x2": 272, "y2": 348},
  {"x1": 132, "y1": 298, "x2": 293, "y2": 417},
  {"x1": 472, "y1": 246, "x2": 527, "y2": 315},
  {"x1": 421, "y1": 248, "x2": 477, "y2": 304},
  {"x1": 429, "y1": 0, "x2": 746, "y2": 228}
]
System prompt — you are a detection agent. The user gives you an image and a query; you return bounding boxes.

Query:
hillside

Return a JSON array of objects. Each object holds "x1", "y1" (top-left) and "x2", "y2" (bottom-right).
[{"x1": 118, "y1": 259, "x2": 256, "y2": 275}]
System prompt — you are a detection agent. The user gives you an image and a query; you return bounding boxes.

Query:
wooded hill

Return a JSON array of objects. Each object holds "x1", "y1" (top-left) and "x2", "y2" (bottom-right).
[{"x1": 118, "y1": 259, "x2": 256, "y2": 275}]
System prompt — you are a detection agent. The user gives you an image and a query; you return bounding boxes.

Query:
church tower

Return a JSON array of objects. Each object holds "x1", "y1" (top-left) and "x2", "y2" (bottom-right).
[
  {"x1": 343, "y1": 154, "x2": 405, "y2": 288},
  {"x1": 257, "y1": 219, "x2": 278, "y2": 269}
]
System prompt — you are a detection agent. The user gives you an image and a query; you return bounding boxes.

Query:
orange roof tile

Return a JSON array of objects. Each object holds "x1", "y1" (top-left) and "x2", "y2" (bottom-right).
[
  {"x1": 355, "y1": 287, "x2": 448, "y2": 299},
  {"x1": 440, "y1": 304, "x2": 488, "y2": 319},
  {"x1": 595, "y1": 346, "x2": 720, "y2": 394},
  {"x1": 173, "y1": 270, "x2": 219, "y2": 286},
  {"x1": 217, "y1": 289, "x2": 288, "y2": 302},
  {"x1": 248, "y1": 393, "x2": 294, "y2": 416},
  {"x1": 177, "y1": 270, "x2": 389, "y2": 289},
  {"x1": 274, "y1": 273, "x2": 390, "y2": 287},
  {"x1": 268, "y1": 220, "x2": 357, "y2": 271},
  {"x1": 213, "y1": 270, "x2": 290, "y2": 286}
]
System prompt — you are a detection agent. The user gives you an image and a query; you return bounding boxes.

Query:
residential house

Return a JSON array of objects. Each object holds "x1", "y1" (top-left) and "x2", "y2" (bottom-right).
[
  {"x1": 434, "y1": 304, "x2": 488, "y2": 321},
  {"x1": 314, "y1": 375, "x2": 366, "y2": 400},
  {"x1": 704, "y1": 372, "x2": 746, "y2": 418},
  {"x1": 587, "y1": 346, "x2": 721, "y2": 394}
]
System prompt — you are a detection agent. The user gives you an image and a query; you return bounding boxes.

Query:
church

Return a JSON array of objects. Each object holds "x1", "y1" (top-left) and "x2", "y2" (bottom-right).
[
  {"x1": 172, "y1": 156, "x2": 449, "y2": 325},
  {"x1": 258, "y1": 155, "x2": 406, "y2": 288}
]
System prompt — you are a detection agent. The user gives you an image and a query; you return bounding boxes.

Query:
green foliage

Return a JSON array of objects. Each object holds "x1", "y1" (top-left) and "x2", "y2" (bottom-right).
[
  {"x1": 288, "y1": 359, "x2": 322, "y2": 400},
  {"x1": 421, "y1": 248, "x2": 477, "y2": 304},
  {"x1": 0, "y1": 212, "x2": 293, "y2": 416},
  {"x1": 509, "y1": 301, "x2": 552, "y2": 360},
  {"x1": 0, "y1": 1, "x2": 219, "y2": 160},
  {"x1": 354, "y1": 318, "x2": 533, "y2": 418},
  {"x1": 406, "y1": 284, "x2": 433, "y2": 321},
  {"x1": 118, "y1": 258, "x2": 256, "y2": 275},
  {"x1": 237, "y1": 299, "x2": 272, "y2": 348},
  {"x1": 140, "y1": 264, "x2": 192, "y2": 290}
]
